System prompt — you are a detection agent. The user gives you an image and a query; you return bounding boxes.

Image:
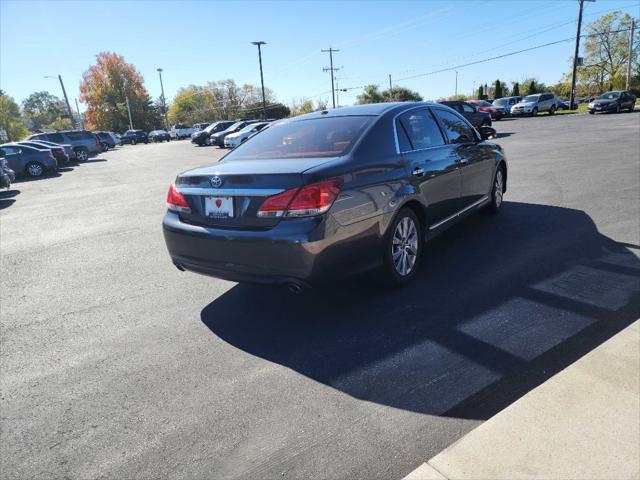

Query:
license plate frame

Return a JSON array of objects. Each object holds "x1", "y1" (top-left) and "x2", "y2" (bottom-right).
[{"x1": 204, "y1": 196, "x2": 234, "y2": 218}]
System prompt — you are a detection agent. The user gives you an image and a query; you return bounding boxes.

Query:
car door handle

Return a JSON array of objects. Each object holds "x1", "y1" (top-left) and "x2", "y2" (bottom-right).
[{"x1": 412, "y1": 167, "x2": 425, "y2": 177}]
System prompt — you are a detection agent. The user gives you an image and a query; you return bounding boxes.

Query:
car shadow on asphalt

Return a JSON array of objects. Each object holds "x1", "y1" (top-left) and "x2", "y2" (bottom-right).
[
  {"x1": 495, "y1": 132, "x2": 514, "y2": 138},
  {"x1": 200, "y1": 202, "x2": 640, "y2": 420},
  {"x1": 14, "y1": 172, "x2": 62, "y2": 183}
]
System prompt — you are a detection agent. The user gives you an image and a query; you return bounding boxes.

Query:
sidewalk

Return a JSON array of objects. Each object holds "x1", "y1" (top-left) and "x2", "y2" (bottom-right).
[{"x1": 404, "y1": 320, "x2": 640, "y2": 480}]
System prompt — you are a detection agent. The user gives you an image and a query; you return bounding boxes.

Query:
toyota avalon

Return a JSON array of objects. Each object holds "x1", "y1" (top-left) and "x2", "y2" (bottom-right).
[{"x1": 163, "y1": 102, "x2": 507, "y2": 291}]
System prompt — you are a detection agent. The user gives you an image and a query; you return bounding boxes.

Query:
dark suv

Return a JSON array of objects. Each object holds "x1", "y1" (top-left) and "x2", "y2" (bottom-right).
[
  {"x1": 28, "y1": 130, "x2": 101, "y2": 162},
  {"x1": 438, "y1": 101, "x2": 492, "y2": 128},
  {"x1": 120, "y1": 130, "x2": 148, "y2": 145},
  {"x1": 191, "y1": 121, "x2": 235, "y2": 146}
]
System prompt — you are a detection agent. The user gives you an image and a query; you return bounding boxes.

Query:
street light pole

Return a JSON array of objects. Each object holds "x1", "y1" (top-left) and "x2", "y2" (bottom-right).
[
  {"x1": 125, "y1": 97, "x2": 133, "y2": 130},
  {"x1": 251, "y1": 42, "x2": 267, "y2": 119},
  {"x1": 45, "y1": 74, "x2": 76, "y2": 129},
  {"x1": 455, "y1": 71, "x2": 458, "y2": 97},
  {"x1": 157, "y1": 68, "x2": 169, "y2": 130},
  {"x1": 75, "y1": 98, "x2": 84, "y2": 129}
]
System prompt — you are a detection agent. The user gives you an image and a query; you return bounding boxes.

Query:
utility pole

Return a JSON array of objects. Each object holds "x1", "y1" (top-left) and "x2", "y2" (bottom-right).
[
  {"x1": 455, "y1": 71, "x2": 458, "y2": 97},
  {"x1": 74, "y1": 98, "x2": 84, "y2": 129},
  {"x1": 45, "y1": 74, "x2": 76, "y2": 129},
  {"x1": 388, "y1": 74, "x2": 393, "y2": 90},
  {"x1": 157, "y1": 68, "x2": 169, "y2": 130},
  {"x1": 251, "y1": 42, "x2": 268, "y2": 119},
  {"x1": 569, "y1": 0, "x2": 595, "y2": 110},
  {"x1": 322, "y1": 47, "x2": 340, "y2": 108},
  {"x1": 626, "y1": 19, "x2": 635, "y2": 91},
  {"x1": 125, "y1": 97, "x2": 133, "y2": 130}
]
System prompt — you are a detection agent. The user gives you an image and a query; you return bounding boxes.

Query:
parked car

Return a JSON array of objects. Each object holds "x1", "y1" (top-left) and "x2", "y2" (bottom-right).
[
  {"x1": 17, "y1": 141, "x2": 69, "y2": 167},
  {"x1": 467, "y1": 100, "x2": 505, "y2": 120},
  {"x1": 224, "y1": 122, "x2": 270, "y2": 148},
  {"x1": 191, "y1": 121, "x2": 236, "y2": 146},
  {"x1": 95, "y1": 131, "x2": 120, "y2": 150},
  {"x1": 510, "y1": 93, "x2": 557, "y2": 116},
  {"x1": 0, "y1": 143, "x2": 58, "y2": 178},
  {"x1": 492, "y1": 96, "x2": 523, "y2": 116},
  {"x1": 163, "y1": 102, "x2": 504, "y2": 291},
  {"x1": 438, "y1": 101, "x2": 492, "y2": 127},
  {"x1": 170, "y1": 124, "x2": 194, "y2": 140},
  {"x1": 26, "y1": 139, "x2": 76, "y2": 163},
  {"x1": 120, "y1": 130, "x2": 148, "y2": 145},
  {"x1": 209, "y1": 120, "x2": 262, "y2": 147},
  {"x1": 27, "y1": 130, "x2": 101, "y2": 162},
  {"x1": 192, "y1": 123, "x2": 210, "y2": 135},
  {"x1": 149, "y1": 130, "x2": 171, "y2": 142},
  {"x1": 556, "y1": 98, "x2": 571, "y2": 110},
  {"x1": 588, "y1": 91, "x2": 636, "y2": 114},
  {"x1": 0, "y1": 157, "x2": 15, "y2": 188}
]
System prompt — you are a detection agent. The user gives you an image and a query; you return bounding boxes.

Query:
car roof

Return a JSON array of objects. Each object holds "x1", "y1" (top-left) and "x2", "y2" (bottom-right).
[{"x1": 290, "y1": 102, "x2": 445, "y2": 121}]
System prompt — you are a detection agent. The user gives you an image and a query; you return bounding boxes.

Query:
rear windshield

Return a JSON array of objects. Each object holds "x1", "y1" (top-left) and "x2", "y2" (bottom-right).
[{"x1": 224, "y1": 116, "x2": 372, "y2": 160}]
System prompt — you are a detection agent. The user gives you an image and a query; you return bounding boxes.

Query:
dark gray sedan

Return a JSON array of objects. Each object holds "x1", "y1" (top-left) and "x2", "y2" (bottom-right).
[
  {"x1": 163, "y1": 102, "x2": 506, "y2": 290},
  {"x1": 0, "y1": 143, "x2": 58, "y2": 178}
]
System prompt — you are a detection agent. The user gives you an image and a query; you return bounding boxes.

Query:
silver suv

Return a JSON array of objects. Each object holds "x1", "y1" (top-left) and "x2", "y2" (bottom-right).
[
  {"x1": 511, "y1": 93, "x2": 557, "y2": 116},
  {"x1": 28, "y1": 130, "x2": 101, "y2": 161}
]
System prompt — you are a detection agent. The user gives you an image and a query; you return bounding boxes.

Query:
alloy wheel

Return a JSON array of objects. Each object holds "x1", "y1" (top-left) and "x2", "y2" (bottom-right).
[
  {"x1": 76, "y1": 149, "x2": 88, "y2": 162},
  {"x1": 392, "y1": 217, "x2": 419, "y2": 276},
  {"x1": 27, "y1": 163, "x2": 44, "y2": 177}
]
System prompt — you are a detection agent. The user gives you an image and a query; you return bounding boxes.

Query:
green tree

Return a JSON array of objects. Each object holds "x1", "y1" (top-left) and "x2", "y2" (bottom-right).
[
  {"x1": 512, "y1": 82, "x2": 520, "y2": 96},
  {"x1": 577, "y1": 11, "x2": 639, "y2": 94},
  {"x1": 494, "y1": 80, "x2": 503, "y2": 99},
  {"x1": 240, "y1": 102, "x2": 290, "y2": 120},
  {"x1": 0, "y1": 92, "x2": 29, "y2": 141},
  {"x1": 356, "y1": 85, "x2": 384, "y2": 104},
  {"x1": 382, "y1": 86, "x2": 423, "y2": 102},
  {"x1": 289, "y1": 99, "x2": 328, "y2": 117},
  {"x1": 22, "y1": 91, "x2": 68, "y2": 130},
  {"x1": 478, "y1": 84, "x2": 484, "y2": 99}
]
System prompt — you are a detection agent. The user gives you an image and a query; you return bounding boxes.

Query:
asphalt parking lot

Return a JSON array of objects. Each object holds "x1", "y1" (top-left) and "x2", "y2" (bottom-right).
[{"x1": 1, "y1": 112, "x2": 639, "y2": 480}]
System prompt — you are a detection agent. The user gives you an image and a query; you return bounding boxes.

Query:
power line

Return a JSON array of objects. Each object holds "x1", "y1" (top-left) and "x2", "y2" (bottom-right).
[{"x1": 340, "y1": 26, "x2": 638, "y2": 93}]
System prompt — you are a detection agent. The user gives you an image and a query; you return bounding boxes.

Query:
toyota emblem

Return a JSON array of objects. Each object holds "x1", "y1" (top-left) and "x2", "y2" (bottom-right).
[{"x1": 210, "y1": 176, "x2": 223, "y2": 188}]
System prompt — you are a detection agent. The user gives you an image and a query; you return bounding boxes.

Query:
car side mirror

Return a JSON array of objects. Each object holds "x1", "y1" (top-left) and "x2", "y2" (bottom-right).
[{"x1": 478, "y1": 125, "x2": 497, "y2": 140}]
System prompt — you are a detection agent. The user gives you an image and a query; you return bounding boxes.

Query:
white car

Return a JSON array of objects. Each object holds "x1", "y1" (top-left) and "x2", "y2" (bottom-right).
[
  {"x1": 223, "y1": 122, "x2": 270, "y2": 148},
  {"x1": 170, "y1": 124, "x2": 194, "y2": 140},
  {"x1": 510, "y1": 93, "x2": 557, "y2": 116}
]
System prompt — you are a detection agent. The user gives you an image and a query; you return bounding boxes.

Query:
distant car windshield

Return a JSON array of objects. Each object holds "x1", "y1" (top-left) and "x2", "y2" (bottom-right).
[
  {"x1": 238, "y1": 123, "x2": 262, "y2": 134},
  {"x1": 224, "y1": 116, "x2": 372, "y2": 161},
  {"x1": 598, "y1": 92, "x2": 620, "y2": 100},
  {"x1": 224, "y1": 122, "x2": 246, "y2": 133},
  {"x1": 494, "y1": 99, "x2": 508, "y2": 106},
  {"x1": 523, "y1": 95, "x2": 540, "y2": 102}
]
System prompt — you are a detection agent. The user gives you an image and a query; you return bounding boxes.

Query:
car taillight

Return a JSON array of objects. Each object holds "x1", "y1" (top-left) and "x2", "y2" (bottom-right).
[
  {"x1": 257, "y1": 178, "x2": 342, "y2": 218},
  {"x1": 166, "y1": 184, "x2": 191, "y2": 213}
]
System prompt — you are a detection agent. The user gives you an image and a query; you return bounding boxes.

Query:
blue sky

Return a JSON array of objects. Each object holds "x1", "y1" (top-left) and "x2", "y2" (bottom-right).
[{"x1": 1, "y1": 0, "x2": 639, "y2": 110}]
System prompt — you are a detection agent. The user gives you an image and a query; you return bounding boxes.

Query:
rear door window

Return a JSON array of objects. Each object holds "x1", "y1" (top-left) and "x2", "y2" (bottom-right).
[
  {"x1": 432, "y1": 109, "x2": 477, "y2": 144},
  {"x1": 461, "y1": 103, "x2": 476, "y2": 113},
  {"x1": 397, "y1": 109, "x2": 445, "y2": 151},
  {"x1": 47, "y1": 133, "x2": 65, "y2": 143}
]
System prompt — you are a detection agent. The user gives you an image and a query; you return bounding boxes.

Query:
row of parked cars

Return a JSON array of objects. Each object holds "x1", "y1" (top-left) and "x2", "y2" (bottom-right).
[
  {"x1": 191, "y1": 119, "x2": 273, "y2": 148},
  {"x1": 437, "y1": 90, "x2": 635, "y2": 128}
]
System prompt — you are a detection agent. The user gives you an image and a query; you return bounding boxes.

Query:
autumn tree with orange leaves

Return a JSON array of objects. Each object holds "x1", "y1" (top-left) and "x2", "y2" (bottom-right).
[{"x1": 80, "y1": 52, "x2": 162, "y2": 132}]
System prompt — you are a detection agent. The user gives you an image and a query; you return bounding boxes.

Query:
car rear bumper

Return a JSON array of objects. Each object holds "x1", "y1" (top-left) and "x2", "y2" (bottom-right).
[{"x1": 162, "y1": 210, "x2": 384, "y2": 286}]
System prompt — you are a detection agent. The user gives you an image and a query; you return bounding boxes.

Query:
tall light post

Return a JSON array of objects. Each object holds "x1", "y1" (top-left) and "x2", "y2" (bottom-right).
[
  {"x1": 455, "y1": 71, "x2": 458, "y2": 97},
  {"x1": 45, "y1": 74, "x2": 76, "y2": 129},
  {"x1": 157, "y1": 68, "x2": 170, "y2": 130},
  {"x1": 251, "y1": 41, "x2": 267, "y2": 119}
]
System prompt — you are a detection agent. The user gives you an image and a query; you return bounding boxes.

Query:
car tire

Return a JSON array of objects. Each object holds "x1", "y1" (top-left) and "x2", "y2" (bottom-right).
[
  {"x1": 629, "y1": 104, "x2": 635, "y2": 112},
  {"x1": 131, "y1": 138, "x2": 137, "y2": 145},
  {"x1": 549, "y1": 105, "x2": 556, "y2": 115},
  {"x1": 485, "y1": 166, "x2": 505, "y2": 214},
  {"x1": 381, "y1": 207, "x2": 423, "y2": 286},
  {"x1": 532, "y1": 107, "x2": 538, "y2": 116},
  {"x1": 25, "y1": 161, "x2": 45, "y2": 178},
  {"x1": 589, "y1": 111, "x2": 595, "y2": 114},
  {"x1": 615, "y1": 104, "x2": 621, "y2": 114},
  {"x1": 75, "y1": 148, "x2": 89, "y2": 162}
]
